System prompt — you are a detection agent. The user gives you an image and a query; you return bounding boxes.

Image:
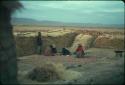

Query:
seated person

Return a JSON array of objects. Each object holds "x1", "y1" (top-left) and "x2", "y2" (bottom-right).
[
  {"x1": 62, "y1": 47, "x2": 71, "y2": 56},
  {"x1": 44, "y1": 46, "x2": 52, "y2": 56},
  {"x1": 50, "y1": 44, "x2": 57, "y2": 56},
  {"x1": 52, "y1": 44, "x2": 57, "y2": 55},
  {"x1": 75, "y1": 44, "x2": 85, "y2": 58}
]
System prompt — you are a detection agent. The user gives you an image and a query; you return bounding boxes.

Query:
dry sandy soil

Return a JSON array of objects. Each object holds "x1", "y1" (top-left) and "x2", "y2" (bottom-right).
[
  {"x1": 14, "y1": 26, "x2": 124, "y2": 84},
  {"x1": 18, "y1": 48, "x2": 124, "y2": 84}
]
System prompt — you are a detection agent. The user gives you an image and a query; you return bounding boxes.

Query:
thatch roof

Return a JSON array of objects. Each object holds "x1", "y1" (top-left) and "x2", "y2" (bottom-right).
[{"x1": 0, "y1": 1, "x2": 23, "y2": 13}]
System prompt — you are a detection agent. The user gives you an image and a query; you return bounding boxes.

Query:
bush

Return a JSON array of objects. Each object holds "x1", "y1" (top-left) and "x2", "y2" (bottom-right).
[{"x1": 27, "y1": 62, "x2": 81, "y2": 82}]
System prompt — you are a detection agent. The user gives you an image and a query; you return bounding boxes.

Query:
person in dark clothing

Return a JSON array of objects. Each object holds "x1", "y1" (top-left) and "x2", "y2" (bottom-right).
[
  {"x1": 52, "y1": 44, "x2": 57, "y2": 54},
  {"x1": 50, "y1": 44, "x2": 57, "y2": 56},
  {"x1": 62, "y1": 47, "x2": 71, "y2": 56},
  {"x1": 36, "y1": 32, "x2": 42, "y2": 54}
]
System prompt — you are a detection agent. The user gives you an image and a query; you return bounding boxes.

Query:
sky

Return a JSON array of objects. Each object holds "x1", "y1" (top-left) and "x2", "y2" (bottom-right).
[{"x1": 12, "y1": 1, "x2": 124, "y2": 25}]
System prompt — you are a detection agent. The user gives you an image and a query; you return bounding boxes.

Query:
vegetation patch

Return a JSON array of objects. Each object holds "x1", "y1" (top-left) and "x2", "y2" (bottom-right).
[
  {"x1": 27, "y1": 62, "x2": 81, "y2": 82},
  {"x1": 94, "y1": 35, "x2": 124, "y2": 49}
]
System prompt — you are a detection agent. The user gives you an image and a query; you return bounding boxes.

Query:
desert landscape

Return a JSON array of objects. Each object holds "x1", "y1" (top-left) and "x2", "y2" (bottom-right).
[
  {"x1": 0, "y1": 1, "x2": 124, "y2": 85},
  {"x1": 13, "y1": 25, "x2": 124, "y2": 84}
]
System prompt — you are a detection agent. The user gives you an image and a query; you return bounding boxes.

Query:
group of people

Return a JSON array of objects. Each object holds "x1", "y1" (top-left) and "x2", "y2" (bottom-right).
[
  {"x1": 44, "y1": 45, "x2": 71, "y2": 56},
  {"x1": 36, "y1": 32, "x2": 85, "y2": 58}
]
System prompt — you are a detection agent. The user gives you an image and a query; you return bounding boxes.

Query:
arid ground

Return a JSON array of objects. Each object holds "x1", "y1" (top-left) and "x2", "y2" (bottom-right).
[{"x1": 13, "y1": 26, "x2": 124, "y2": 84}]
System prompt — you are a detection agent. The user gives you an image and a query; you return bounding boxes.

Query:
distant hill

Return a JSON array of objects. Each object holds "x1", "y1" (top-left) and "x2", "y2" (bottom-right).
[{"x1": 11, "y1": 18, "x2": 124, "y2": 28}]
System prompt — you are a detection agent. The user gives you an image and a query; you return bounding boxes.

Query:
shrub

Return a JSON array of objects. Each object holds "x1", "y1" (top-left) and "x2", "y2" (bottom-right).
[{"x1": 27, "y1": 62, "x2": 81, "y2": 82}]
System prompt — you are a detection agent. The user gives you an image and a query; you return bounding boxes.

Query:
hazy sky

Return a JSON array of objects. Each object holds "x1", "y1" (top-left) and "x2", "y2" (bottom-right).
[{"x1": 13, "y1": 1, "x2": 124, "y2": 25}]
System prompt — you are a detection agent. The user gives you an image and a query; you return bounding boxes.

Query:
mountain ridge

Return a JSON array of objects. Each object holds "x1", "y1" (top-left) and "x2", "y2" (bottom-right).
[{"x1": 11, "y1": 18, "x2": 124, "y2": 28}]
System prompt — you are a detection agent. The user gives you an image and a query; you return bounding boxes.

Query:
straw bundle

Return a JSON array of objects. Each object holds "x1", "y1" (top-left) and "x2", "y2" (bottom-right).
[{"x1": 70, "y1": 34, "x2": 95, "y2": 52}]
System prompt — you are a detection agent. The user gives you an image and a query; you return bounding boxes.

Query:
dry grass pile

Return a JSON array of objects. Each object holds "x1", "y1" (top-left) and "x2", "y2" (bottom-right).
[
  {"x1": 27, "y1": 62, "x2": 81, "y2": 82},
  {"x1": 27, "y1": 62, "x2": 60, "y2": 82},
  {"x1": 70, "y1": 34, "x2": 95, "y2": 52},
  {"x1": 94, "y1": 34, "x2": 124, "y2": 49}
]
